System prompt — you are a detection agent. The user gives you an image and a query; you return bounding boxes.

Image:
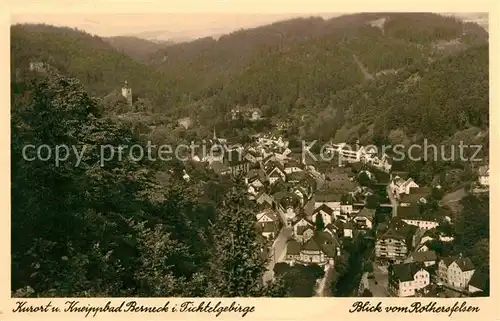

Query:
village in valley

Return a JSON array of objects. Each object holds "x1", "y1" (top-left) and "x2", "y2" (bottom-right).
[{"x1": 187, "y1": 117, "x2": 490, "y2": 297}]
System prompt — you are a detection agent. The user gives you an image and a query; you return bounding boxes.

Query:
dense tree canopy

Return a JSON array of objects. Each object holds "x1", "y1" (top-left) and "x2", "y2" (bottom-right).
[{"x1": 11, "y1": 71, "x2": 283, "y2": 297}]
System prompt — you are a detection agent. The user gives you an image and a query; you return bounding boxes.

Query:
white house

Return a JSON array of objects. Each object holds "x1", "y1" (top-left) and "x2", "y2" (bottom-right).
[
  {"x1": 311, "y1": 204, "x2": 334, "y2": 225},
  {"x1": 255, "y1": 210, "x2": 279, "y2": 239},
  {"x1": 401, "y1": 218, "x2": 439, "y2": 230},
  {"x1": 437, "y1": 256, "x2": 475, "y2": 290},
  {"x1": 388, "y1": 262, "x2": 430, "y2": 297},
  {"x1": 292, "y1": 218, "x2": 315, "y2": 242},
  {"x1": 284, "y1": 161, "x2": 305, "y2": 174},
  {"x1": 341, "y1": 204, "x2": 354, "y2": 215},
  {"x1": 314, "y1": 192, "x2": 342, "y2": 216},
  {"x1": 352, "y1": 207, "x2": 375, "y2": 230},
  {"x1": 182, "y1": 170, "x2": 190, "y2": 182},
  {"x1": 267, "y1": 167, "x2": 286, "y2": 184},
  {"x1": 478, "y1": 165, "x2": 489, "y2": 186},
  {"x1": 327, "y1": 142, "x2": 366, "y2": 163},
  {"x1": 398, "y1": 206, "x2": 439, "y2": 230},
  {"x1": 390, "y1": 177, "x2": 419, "y2": 196}
]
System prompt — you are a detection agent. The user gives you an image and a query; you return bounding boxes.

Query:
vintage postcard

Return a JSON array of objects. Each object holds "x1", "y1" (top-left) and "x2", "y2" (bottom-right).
[{"x1": 2, "y1": 0, "x2": 498, "y2": 320}]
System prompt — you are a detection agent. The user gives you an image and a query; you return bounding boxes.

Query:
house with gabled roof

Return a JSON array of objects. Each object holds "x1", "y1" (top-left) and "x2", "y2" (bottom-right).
[
  {"x1": 364, "y1": 152, "x2": 392, "y2": 173},
  {"x1": 210, "y1": 161, "x2": 230, "y2": 175},
  {"x1": 285, "y1": 239, "x2": 302, "y2": 264},
  {"x1": 245, "y1": 169, "x2": 268, "y2": 187},
  {"x1": 255, "y1": 220, "x2": 279, "y2": 240},
  {"x1": 388, "y1": 262, "x2": 430, "y2": 297},
  {"x1": 297, "y1": 232, "x2": 340, "y2": 266},
  {"x1": 399, "y1": 186, "x2": 432, "y2": 207},
  {"x1": 268, "y1": 168, "x2": 286, "y2": 184},
  {"x1": 398, "y1": 205, "x2": 440, "y2": 230},
  {"x1": 390, "y1": 177, "x2": 419, "y2": 196},
  {"x1": 478, "y1": 165, "x2": 489, "y2": 186},
  {"x1": 274, "y1": 191, "x2": 301, "y2": 226},
  {"x1": 324, "y1": 221, "x2": 340, "y2": 236},
  {"x1": 284, "y1": 159, "x2": 305, "y2": 174},
  {"x1": 292, "y1": 217, "x2": 314, "y2": 242},
  {"x1": 405, "y1": 250, "x2": 437, "y2": 267},
  {"x1": 312, "y1": 204, "x2": 334, "y2": 225},
  {"x1": 352, "y1": 207, "x2": 375, "y2": 230},
  {"x1": 255, "y1": 192, "x2": 274, "y2": 207},
  {"x1": 314, "y1": 190, "x2": 342, "y2": 213},
  {"x1": 244, "y1": 149, "x2": 262, "y2": 164},
  {"x1": 297, "y1": 225, "x2": 315, "y2": 244},
  {"x1": 337, "y1": 220, "x2": 354, "y2": 238},
  {"x1": 437, "y1": 255, "x2": 475, "y2": 290},
  {"x1": 223, "y1": 149, "x2": 250, "y2": 176},
  {"x1": 375, "y1": 225, "x2": 408, "y2": 264}
]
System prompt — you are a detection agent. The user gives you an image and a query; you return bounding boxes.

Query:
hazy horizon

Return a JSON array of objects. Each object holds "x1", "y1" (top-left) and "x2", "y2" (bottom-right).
[{"x1": 11, "y1": 12, "x2": 488, "y2": 42}]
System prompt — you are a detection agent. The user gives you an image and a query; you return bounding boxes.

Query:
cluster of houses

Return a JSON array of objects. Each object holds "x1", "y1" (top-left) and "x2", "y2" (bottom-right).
[
  {"x1": 230, "y1": 105, "x2": 263, "y2": 121},
  {"x1": 386, "y1": 252, "x2": 487, "y2": 297},
  {"x1": 191, "y1": 134, "x2": 488, "y2": 296},
  {"x1": 243, "y1": 139, "x2": 405, "y2": 268},
  {"x1": 373, "y1": 172, "x2": 487, "y2": 297},
  {"x1": 326, "y1": 141, "x2": 393, "y2": 172}
]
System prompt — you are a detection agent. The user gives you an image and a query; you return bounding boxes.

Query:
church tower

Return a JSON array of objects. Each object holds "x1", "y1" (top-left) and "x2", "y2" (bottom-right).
[{"x1": 121, "y1": 81, "x2": 133, "y2": 107}]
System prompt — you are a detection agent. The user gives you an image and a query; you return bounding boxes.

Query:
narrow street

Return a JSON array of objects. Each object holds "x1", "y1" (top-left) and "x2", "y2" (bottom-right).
[
  {"x1": 368, "y1": 263, "x2": 389, "y2": 297},
  {"x1": 315, "y1": 264, "x2": 334, "y2": 297},
  {"x1": 386, "y1": 185, "x2": 398, "y2": 218},
  {"x1": 262, "y1": 227, "x2": 293, "y2": 284}
]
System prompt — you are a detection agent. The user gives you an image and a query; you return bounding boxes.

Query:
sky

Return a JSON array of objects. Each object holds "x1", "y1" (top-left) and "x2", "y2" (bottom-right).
[
  {"x1": 10, "y1": 13, "x2": 343, "y2": 39},
  {"x1": 10, "y1": 12, "x2": 488, "y2": 41}
]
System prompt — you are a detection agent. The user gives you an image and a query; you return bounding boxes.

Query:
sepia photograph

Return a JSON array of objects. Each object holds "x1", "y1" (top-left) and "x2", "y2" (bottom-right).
[{"x1": 10, "y1": 10, "x2": 489, "y2": 301}]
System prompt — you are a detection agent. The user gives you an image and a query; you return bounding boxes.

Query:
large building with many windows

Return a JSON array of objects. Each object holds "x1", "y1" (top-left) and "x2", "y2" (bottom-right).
[{"x1": 375, "y1": 227, "x2": 408, "y2": 264}]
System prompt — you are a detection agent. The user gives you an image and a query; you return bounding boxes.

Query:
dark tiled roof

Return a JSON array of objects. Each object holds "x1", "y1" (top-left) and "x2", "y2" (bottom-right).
[
  {"x1": 256, "y1": 222, "x2": 277, "y2": 233},
  {"x1": 265, "y1": 160, "x2": 285, "y2": 172},
  {"x1": 390, "y1": 262, "x2": 426, "y2": 282},
  {"x1": 399, "y1": 193, "x2": 427, "y2": 205},
  {"x1": 469, "y1": 271, "x2": 488, "y2": 290},
  {"x1": 285, "y1": 160, "x2": 305, "y2": 169},
  {"x1": 372, "y1": 170, "x2": 391, "y2": 184},
  {"x1": 379, "y1": 227, "x2": 406, "y2": 241},
  {"x1": 455, "y1": 257, "x2": 475, "y2": 272},
  {"x1": 356, "y1": 207, "x2": 375, "y2": 221},
  {"x1": 256, "y1": 210, "x2": 279, "y2": 222},
  {"x1": 440, "y1": 257, "x2": 455, "y2": 267},
  {"x1": 223, "y1": 149, "x2": 246, "y2": 166},
  {"x1": 410, "y1": 251, "x2": 437, "y2": 262},
  {"x1": 313, "y1": 204, "x2": 334, "y2": 215},
  {"x1": 287, "y1": 239, "x2": 302, "y2": 255},
  {"x1": 210, "y1": 161, "x2": 229, "y2": 173},
  {"x1": 397, "y1": 205, "x2": 421, "y2": 218},
  {"x1": 302, "y1": 238, "x2": 321, "y2": 251},
  {"x1": 325, "y1": 222, "x2": 339, "y2": 231},
  {"x1": 286, "y1": 171, "x2": 306, "y2": 182},
  {"x1": 315, "y1": 191, "x2": 343, "y2": 202},
  {"x1": 314, "y1": 231, "x2": 341, "y2": 251}
]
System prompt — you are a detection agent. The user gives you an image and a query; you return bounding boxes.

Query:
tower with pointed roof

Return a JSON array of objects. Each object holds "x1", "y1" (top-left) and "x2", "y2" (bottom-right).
[{"x1": 121, "y1": 81, "x2": 133, "y2": 107}]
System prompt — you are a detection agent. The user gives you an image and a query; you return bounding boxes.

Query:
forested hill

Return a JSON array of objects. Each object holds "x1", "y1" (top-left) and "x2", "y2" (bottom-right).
[
  {"x1": 11, "y1": 13, "x2": 489, "y2": 147},
  {"x1": 10, "y1": 24, "x2": 177, "y2": 109},
  {"x1": 103, "y1": 36, "x2": 174, "y2": 62}
]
